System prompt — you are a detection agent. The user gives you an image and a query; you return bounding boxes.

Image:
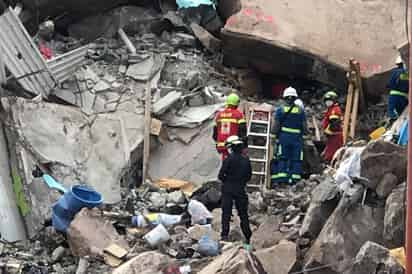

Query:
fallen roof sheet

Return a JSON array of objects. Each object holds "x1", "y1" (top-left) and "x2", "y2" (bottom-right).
[
  {"x1": 0, "y1": 8, "x2": 56, "y2": 96},
  {"x1": 47, "y1": 45, "x2": 90, "y2": 83}
]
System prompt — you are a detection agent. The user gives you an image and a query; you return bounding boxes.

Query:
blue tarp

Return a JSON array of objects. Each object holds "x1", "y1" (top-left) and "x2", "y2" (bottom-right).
[
  {"x1": 397, "y1": 120, "x2": 408, "y2": 146},
  {"x1": 176, "y1": 0, "x2": 215, "y2": 9}
]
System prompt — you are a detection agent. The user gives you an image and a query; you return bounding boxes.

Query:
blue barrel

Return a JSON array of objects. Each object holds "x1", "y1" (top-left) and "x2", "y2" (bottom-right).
[{"x1": 52, "y1": 185, "x2": 102, "y2": 232}]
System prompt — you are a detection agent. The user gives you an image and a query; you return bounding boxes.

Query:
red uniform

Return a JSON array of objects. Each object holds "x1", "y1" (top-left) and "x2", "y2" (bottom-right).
[
  {"x1": 321, "y1": 103, "x2": 343, "y2": 162},
  {"x1": 214, "y1": 107, "x2": 246, "y2": 160}
]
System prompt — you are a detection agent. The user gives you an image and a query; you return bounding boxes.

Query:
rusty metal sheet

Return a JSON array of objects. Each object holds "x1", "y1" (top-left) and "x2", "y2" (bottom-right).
[{"x1": 0, "y1": 8, "x2": 56, "y2": 96}]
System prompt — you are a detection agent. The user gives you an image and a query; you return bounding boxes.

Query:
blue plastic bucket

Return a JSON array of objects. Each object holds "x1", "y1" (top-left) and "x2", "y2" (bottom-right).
[
  {"x1": 63, "y1": 185, "x2": 102, "y2": 213},
  {"x1": 51, "y1": 185, "x2": 102, "y2": 232}
]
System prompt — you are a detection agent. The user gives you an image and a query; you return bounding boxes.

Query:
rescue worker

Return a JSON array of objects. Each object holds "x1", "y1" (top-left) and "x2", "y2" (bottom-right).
[
  {"x1": 387, "y1": 56, "x2": 409, "y2": 121},
  {"x1": 213, "y1": 93, "x2": 247, "y2": 160},
  {"x1": 321, "y1": 91, "x2": 343, "y2": 162},
  {"x1": 218, "y1": 136, "x2": 252, "y2": 244},
  {"x1": 271, "y1": 87, "x2": 306, "y2": 185}
]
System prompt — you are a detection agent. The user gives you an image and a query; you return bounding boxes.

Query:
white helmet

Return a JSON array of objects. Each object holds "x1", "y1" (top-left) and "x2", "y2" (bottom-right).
[
  {"x1": 396, "y1": 56, "x2": 403, "y2": 65},
  {"x1": 283, "y1": 87, "x2": 298, "y2": 98}
]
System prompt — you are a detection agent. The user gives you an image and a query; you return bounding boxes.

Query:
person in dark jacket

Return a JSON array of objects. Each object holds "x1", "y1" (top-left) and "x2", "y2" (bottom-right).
[{"x1": 218, "y1": 135, "x2": 252, "y2": 244}]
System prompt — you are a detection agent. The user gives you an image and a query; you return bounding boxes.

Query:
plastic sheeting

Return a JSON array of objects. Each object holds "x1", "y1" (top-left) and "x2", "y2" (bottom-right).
[
  {"x1": 176, "y1": 0, "x2": 215, "y2": 9},
  {"x1": 334, "y1": 147, "x2": 364, "y2": 192}
]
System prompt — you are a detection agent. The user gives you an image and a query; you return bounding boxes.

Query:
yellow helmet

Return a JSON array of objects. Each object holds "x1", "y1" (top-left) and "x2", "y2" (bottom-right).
[{"x1": 226, "y1": 93, "x2": 240, "y2": 106}]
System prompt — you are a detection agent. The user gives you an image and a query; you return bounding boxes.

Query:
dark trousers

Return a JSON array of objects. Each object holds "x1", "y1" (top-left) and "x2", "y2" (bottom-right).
[{"x1": 221, "y1": 191, "x2": 252, "y2": 243}]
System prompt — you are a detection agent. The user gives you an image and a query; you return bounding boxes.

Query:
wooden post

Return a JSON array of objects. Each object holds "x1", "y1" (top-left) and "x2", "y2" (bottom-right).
[
  {"x1": 312, "y1": 116, "x2": 321, "y2": 142},
  {"x1": 349, "y1": 61, "x2": 361, "y2": 139},
  {"x1": 343, "y1": 73, "x2": 354, "y2": 143},
  {"x1": 142, "y1": 81, "x2": 151, "y2": 185}
]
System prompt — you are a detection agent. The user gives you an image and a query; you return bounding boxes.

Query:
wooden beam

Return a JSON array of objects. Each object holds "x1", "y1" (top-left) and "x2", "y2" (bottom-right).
[
  {"x1": 351, "y1": 60, "x2": 366, "y2": 112},
  {"x1": 142, "y1": 81, "x2": 151, "y2": 185},
  {"x1": 343, "y1": 73, "x2": 354, "y2": 143}
]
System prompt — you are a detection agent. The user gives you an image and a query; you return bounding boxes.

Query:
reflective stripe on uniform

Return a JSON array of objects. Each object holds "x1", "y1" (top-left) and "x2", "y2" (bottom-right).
[
  {"x1": 283, "y1": 106, "x2": 300, "y2": 114},
  {"x1": 271, "y1": 172, "x2": 288, "y2": 179},
  {"x1": 390, "y1": 90, "x2": 408, "y2": 98},
  {"x1": 238, "y1": 119, "x2": 246, "y2": 124},
  {"x1": 216, "y1": 142, "x2": 225, "y2": 147},
  {"x1": 281, "y1": 127, "x2": 301, "y2": 134},
  {"x1": 400, "y1": 73, "x2": 409, "y2": 81},
  {"x1": 277, "y1": 144, "x2": 282, "y2": 156},
  {"x1": 217, "y1": 118, "x2": 238, "y2": 123},
  {"x1": 329, "y1": 115, "x2": 340, "y2": 120},
  {"x1": 300, "y1": 151, "x2": 304, "y2": 161},
  {"x1": 291, "y1": 174, "x2": 301, "y2": 180}
]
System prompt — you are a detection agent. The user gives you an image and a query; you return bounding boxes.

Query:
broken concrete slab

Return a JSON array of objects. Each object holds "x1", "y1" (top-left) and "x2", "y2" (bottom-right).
[
  {"x1": 67, "y1": 208, "x2": 128, "y2": 258},
  {"x1": 112, "y1": 251, "x2": 171, "y2": 274},
  {"x1": 256, "y1": 240, "x2": 296, "y2": 274},
  {"x1": 251, "y1": 215, "x2": 283, "y2": 250},
  {"x1": 299, "y1": 177, "x2": 339, "y2": 239},
  {"x1": 2, "y1": 97, "x2": 144, "y2": 204},
  {"x1": 304, "y1": 198, "x2": 385, "y2": 273},
  {"x1": 163, "y1": 103, "x2": 223, "y2": 128},
  {"x1": 126, "y1": 55, "x2": 165, "y2": 82},
  {"x1": 360, "y1": 140, "x2": 407, "y2": 190},
  {"x1": 148, "y1": 123, "x2": 220, "y2": 185},
  {"x1": 221, "y1": 0, "x2": 408, "y2": 96},
  {"x1": 152, "y1": 91, "x2": 182, "y2": 115},
  {"x1": 384, "y1": 183, "x2": 406, "y2": 249},
  {"x1": 344, "y1": 241, "x2": 404, "y2": 274}
]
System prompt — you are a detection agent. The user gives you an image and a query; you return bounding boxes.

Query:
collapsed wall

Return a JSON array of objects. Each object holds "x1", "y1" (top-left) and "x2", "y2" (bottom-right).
[{"x1": 221, "y1": 0, "x2": 409, "y2": 96}]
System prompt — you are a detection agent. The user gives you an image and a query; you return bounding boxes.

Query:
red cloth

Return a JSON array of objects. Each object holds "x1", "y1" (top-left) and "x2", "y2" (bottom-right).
[
  {"x1": 39, "y1": 44, "x2": 52, "y2": 60},
  {"x1": 321, "y1": 103, "x2": 343, "y2": 162},
  {"x1": 214, "y1": 106, "x2": 245, "y2": 154}
]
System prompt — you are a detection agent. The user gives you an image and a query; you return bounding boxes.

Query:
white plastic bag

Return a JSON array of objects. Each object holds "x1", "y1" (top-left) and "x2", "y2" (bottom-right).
[
  {"x1": 188, "y1": 200, "x2": 213, "y2": 225},
  {"x1": 334, "y1": 147, "x2": 364, "y2": 192}
]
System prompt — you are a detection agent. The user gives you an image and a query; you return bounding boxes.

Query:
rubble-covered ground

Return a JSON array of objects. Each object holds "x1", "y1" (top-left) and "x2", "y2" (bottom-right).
[{"x1": 0, "y1": 1, "x2": 407, "y2": 274}]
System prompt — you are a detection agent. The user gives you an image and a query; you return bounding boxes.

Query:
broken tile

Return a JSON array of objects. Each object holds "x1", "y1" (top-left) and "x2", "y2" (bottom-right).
[{"x1": 104, "y1": 244, "x2": 128, "y2": 259}]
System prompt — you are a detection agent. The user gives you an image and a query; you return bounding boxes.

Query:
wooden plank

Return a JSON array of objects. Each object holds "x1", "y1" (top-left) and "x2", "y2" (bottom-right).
[
  {"x1": 150, "y1": 118, "x2": 162, "y2": 136},
  {"x1": 351, "y1": 60, "x2": 366, "y2": 112},
  {"x1": 142, "y1": 81, "x2": 151, "y2": 185},
  {"x1": 350, "y1": 86, "x2": 360, "y2": 139},
  {"x1": 343, "y1": 79, "x2": 354, "y2": 143}
]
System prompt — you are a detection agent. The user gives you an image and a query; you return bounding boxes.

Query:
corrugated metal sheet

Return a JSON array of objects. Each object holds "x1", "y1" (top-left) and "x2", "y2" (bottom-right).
[
  {"x1": 47, "y1": 45, "x2": 90, "y2": 83},
  {"x1": 0, "y1": 8, "x2": 56, "y2": 96}
]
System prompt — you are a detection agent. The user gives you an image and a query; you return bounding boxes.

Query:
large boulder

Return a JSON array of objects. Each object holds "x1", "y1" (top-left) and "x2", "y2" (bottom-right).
[
  {"x1": 299, "y1": 177, "x2": 339, "y2": 239},
  {"x1": 256, "y1": 240, "x2": 296, "y2": 274},
  {"x1": 221, "y1": 0, "x2": 407, "y2": 96},
  {"x1": 384, "y1": 183, "x2": 406, "y2": 249},
  {"x1": 251, "y1": 215, "x2": 283, "y2": 250},
  {"x1": 198, "y1": 245, "x2": 267, "y2": 274},
  {"x1": 304, "y1": 187, "x2": 385, "y2": 273},
  {"x1": 344, "y1": 241, "x2": 404, "y2": 274},
  {"x1": 360, "y1": 140, "x2": 407, "y2": 190},
  {"x1": 67, "y1": 208, "x2": 128, "y2": 258}
]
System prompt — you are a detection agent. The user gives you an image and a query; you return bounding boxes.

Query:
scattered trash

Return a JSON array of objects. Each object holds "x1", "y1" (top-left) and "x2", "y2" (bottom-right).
[
  {"x1": 197, "y1": 235, "x2": 219, "y2": 257},
  {"x1": 187, "y1": 200, "x2": 213, "y2": 225},
  {"x1": 131, "y1": 213, "x2": 182, "y2": 228},
  {"x1": 143, "y1": 224, "x2": 171, "y2": 247}
]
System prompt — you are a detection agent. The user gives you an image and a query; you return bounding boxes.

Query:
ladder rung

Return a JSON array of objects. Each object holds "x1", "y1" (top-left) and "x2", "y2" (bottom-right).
[
  {"x1": 252, "y1": 171, "x2": 266, "y2": 175},
  {"x1": 250, "y1": 158, "x2": 266, "y2": 163},
  {"x1": 248, "y1": 145, "x2": 267, "y2": 150},
  {"x1": 250, "y1": 120, "x2": 269, "y2": 125},
  {"x1": 248, "y1": 132, "x2": 267, "y2": 137}
]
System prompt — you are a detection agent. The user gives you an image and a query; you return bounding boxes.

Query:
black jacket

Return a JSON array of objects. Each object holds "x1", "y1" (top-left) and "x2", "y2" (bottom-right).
[{"x1": 218, "y1": 152, "x2": 252, "y2": 194}]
